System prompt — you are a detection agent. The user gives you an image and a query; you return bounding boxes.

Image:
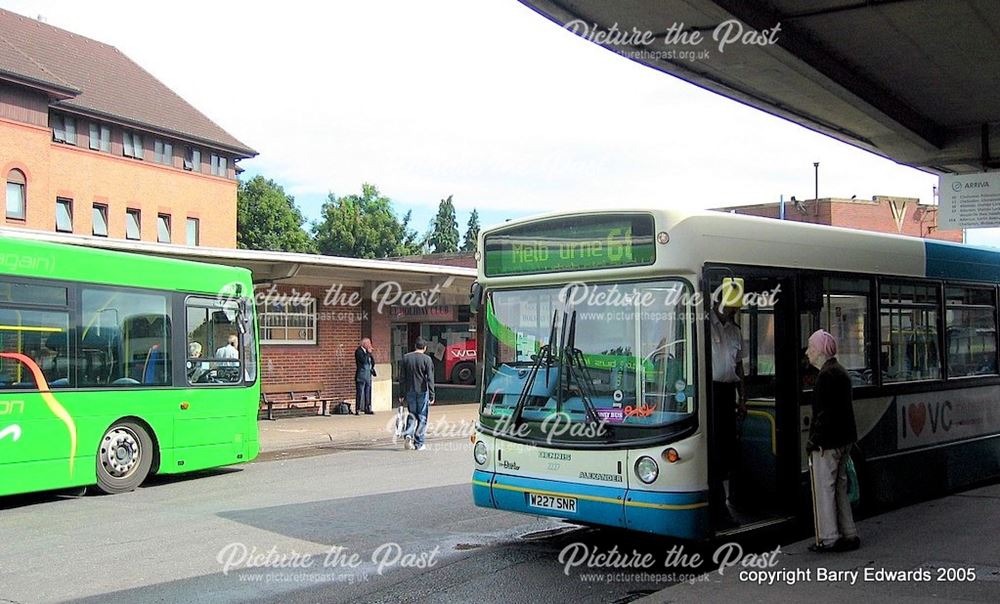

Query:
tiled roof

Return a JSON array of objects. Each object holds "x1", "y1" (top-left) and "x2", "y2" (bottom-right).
[{"x1": 0, "y1": 9, "x2": 256, "y2": 157}]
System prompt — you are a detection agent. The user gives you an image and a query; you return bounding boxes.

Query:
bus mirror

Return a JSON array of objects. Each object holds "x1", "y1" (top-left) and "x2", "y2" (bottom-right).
[
  {"x1": 236, "y1": 298, "x2": 251, "y2": 334},
  {"x1": 469, "y1": 282, "x2": 483, "y2": 314}
]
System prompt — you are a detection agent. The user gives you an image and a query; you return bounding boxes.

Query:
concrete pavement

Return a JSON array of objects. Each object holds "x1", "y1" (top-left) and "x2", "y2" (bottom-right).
[
  {"x1": 637, "y1": 483, "x2": 1000, "y2": 603},
  {"x1": 257, "y1": 403, "x2": 480, "y2": 456}
]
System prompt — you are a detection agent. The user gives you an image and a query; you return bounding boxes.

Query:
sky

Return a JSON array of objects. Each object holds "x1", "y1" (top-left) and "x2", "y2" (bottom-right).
[{"x1": 4, "y1": 0, "x2": 998, "y2": 246}]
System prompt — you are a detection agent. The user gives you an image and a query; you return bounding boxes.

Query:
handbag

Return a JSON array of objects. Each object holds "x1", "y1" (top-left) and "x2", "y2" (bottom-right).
[
  {"x1": 393, "y1": 405, "x2": 407, "y2": 437},
  {"x1": 845, "y1": 454, "x2": 860, "y2": 505}
]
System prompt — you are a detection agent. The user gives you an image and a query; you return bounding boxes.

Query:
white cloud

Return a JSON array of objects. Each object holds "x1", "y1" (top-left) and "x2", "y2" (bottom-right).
[{"x1": 5, "y1": 0, "x2": 968, "y2": 236}]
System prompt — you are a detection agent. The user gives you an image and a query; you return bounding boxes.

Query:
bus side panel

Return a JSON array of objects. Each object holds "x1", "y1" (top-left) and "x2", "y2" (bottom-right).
[
  {"x1": 622, "y1": 489, "x2": 710, "y2": 539},
  {"x1": 0, "y1": 457, "x2": 96, "y2": 497},
  {"x1": 472, "y1": 469, "x2": 496, "y2": 508},
  {"x1": 165, "y1": 387, "x2": 258, "y2": 474}
]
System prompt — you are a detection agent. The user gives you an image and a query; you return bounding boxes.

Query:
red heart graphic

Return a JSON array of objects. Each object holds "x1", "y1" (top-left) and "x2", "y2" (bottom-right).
[{"x1": 908, "y1": 403, "x2": 927, "y2": 436}]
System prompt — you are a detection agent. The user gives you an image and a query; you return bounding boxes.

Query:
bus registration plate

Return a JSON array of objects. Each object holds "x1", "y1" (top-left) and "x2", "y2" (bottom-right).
[{"x1": 528, "y1": 493, "x2": 577, "y2": 513}]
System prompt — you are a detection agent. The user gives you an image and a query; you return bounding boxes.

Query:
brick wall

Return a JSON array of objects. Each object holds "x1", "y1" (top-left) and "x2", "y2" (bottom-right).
[
  {"x1": 1, "y1": 114, "x2": 238, "y2": 247},
  {"x1": 726, "y1": 198, "x2": 962, "y2": 242},
  {"x1": 259, "y1": 285, "x2": 365, "y2": 401}
]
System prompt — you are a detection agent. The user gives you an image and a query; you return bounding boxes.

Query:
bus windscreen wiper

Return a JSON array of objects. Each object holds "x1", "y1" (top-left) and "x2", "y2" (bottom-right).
[
  {"x1": 511, "y1": 309, "x2": 559, "y2": 427},
  {"x1": 563, "y1": 310, "x2": 606, "y2": 429}
]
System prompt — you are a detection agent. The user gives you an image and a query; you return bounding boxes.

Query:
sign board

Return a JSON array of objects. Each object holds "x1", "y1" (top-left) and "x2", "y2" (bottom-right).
[
  {"x1": 389, "y1": 305, "x2": 456, "y2": 322},
  {"x1": 939, "y1": 172, "x2": 1000, "y2": 229},
  {"x1": 483, "y1": 214, "x2": 655, "y2": 276}
]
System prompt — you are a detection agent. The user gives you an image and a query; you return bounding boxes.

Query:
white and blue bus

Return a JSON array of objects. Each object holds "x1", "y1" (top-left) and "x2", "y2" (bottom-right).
[{"x1": 470, "y1": 209, "x2": 1000, "y2": 540}]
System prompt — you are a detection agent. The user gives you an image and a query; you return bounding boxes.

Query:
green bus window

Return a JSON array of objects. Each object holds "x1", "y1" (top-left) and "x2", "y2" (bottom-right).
[
  {"x1": 186, "y1": 299, "x2": 242, "y2": 385},
  {"x1": 0, "y1": 307, "x2": 70, "y2": 389},
  {"x1": 79, "y1": 289, "x2": 171, "y2": 387}
]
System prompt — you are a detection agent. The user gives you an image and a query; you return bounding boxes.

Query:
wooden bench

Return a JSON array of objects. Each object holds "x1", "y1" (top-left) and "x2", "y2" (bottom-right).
[{"x1": 259, "y1": 382, "x2": 346, "y2": 420}]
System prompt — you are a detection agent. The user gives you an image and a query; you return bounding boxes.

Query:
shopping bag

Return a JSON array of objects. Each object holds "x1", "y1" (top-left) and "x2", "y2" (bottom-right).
[
  {"x1": 393, "y1": 405, "x2": 406, "y2": 438},
  {"x1": 846, "y1": 454, "x2": 860, "y2": 505}
]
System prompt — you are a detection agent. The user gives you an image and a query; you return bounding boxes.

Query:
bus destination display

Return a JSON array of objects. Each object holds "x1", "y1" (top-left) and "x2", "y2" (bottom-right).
[{"x1": 483, "y1": 214, "x2": 655, "y2": 276}]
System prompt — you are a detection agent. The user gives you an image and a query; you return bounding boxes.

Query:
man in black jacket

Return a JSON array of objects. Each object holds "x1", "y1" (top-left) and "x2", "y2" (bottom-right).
[
  {"x1": 399, "y1": 338, "x2": 436, "y2": 451},
  {"x1": 354, "y1": 338, "x2": 376, "y2": 415},
  {"x1": 806, "y1": 329, "x2": 860, "y2": 553}
]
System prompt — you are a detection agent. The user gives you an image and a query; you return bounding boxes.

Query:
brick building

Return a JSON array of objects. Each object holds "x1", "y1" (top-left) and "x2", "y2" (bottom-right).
[
  {"x1": 0, "y1": 9, "x2": 255, "y2": 247},
  {"x1": 720, "y1": 196, "x2": 962, "y2": 242}
]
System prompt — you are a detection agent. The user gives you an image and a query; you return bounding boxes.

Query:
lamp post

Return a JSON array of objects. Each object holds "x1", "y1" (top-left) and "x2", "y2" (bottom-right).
[{"x1": 813, "y1": 162, "x2": 819, "y2": 202}]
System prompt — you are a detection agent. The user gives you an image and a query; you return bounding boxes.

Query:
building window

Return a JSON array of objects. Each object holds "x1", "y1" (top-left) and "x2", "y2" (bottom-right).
[
  {"x1": 123, "y1": 130, "x2": 143, "y2": 159},
  {"x1": 211, "y1": 153, "x2": 228, "y2": 177},
  {"x1": 946, "y1": 287, "x2": 998, "y2": 378},
  {"x1": 184, "y1": 147, "x2": 201, "y2": 171},
  {"x1": 157, "y1": 214, "x2": 171, "y2": 243},
  {"x1": 5, "y1": 169, "x2": 26, "y2": 220},
  {"x1": 89, "y1": 123, "x2": 111, "y2": 152},
  {"x1": 126, "y1": 208, "x2": 141, "y2": 240},
  {"x1": 259, "y1": 299, "x2": 317, "y2": 345},
  {"x1": 56, "y1": 198, "x2": 73, "y2": 232},
  {"x1": 92, "y1": 203, "x2": 109, "y2": 237},
  {"x1": 50, "y1": 113, "x2": 76, "y2": 145},
  {"x1": 154, "y1": 139, "x2": 173, "y2": 165},
  {"x1": 186, "y1": 217, "x2": 200, "y2": 246}
]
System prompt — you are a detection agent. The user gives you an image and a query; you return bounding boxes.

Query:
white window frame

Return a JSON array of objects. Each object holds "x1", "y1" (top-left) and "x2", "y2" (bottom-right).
[
  {"x1": 51, "y1": 114, "x2": 76, "y2": 145},
  {"x1": 154, "y1": 139, "x2": 173, "y2": 165},
  {"x1": 186, "y1": 217, "x2": 200, "y2": 246},
  {"x1": 89, "y1": 122, "x2": 111, "y2": 152},
  {"x1": 123, "y1": 130, "x2": 143, "y2": 159},
  {"x1": 126, "y1": 208, "x2": 141, "y2": 240},
  {"x1": 259, "y1": 299, "x2": 317, "y2": 345},
  {"x1": 211, "y1": 153, "x2": 228, "y2": 177}
]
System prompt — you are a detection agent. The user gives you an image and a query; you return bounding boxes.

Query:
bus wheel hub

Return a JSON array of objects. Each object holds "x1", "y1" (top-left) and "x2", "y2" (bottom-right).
[{"x1": 103, "y1": 428, "x2": 140, "y2": 477}]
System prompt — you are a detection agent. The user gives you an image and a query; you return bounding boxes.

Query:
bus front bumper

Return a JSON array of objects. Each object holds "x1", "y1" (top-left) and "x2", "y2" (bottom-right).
[{"x1": 473, "y1": 470, "x2": 709, "y2": 540}]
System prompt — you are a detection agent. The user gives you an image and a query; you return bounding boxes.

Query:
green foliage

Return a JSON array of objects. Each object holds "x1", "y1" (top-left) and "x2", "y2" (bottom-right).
[
  {"x1": 462, "y1": 209, "x2": 480, "y2": 252},
  {"x1": 428, "y1": 195, "x2": 460, "y2": 254},
  {"x1": 312, "y1": 183, "x2": 421, "y2": 258},
  {"x1": 237, "y1": 176, "x2": 315, "y2": 253}
]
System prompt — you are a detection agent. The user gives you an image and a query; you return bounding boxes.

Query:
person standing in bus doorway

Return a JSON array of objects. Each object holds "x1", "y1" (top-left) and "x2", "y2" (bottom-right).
[
  {"x1": 399, "y1": 338, "x2": 436, "y2": 451},
  {"x1": 354, "y1": 337, "x2": 376, "y2": 415},
  {"x1": 805, "y1": 329, "x2": 860, "y2": 553},
  {"x1": 710, "y1": 281, "x2": 747, "y2": 527}
]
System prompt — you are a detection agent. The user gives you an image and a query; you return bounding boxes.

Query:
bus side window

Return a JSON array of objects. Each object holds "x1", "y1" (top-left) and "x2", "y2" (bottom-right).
[{"x1": 80, "y1": 288, "x2": 172, "y2": 387}]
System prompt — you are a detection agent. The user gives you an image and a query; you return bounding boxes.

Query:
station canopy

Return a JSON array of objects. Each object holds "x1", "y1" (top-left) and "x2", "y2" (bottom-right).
[{"x1": 520, "y1": 0, "x2": 1000, "y2": 175}]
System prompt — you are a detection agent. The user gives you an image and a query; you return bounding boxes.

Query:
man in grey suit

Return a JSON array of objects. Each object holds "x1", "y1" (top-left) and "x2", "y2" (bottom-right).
[
  {"x1": 354, "y1": 337, "x2": 376, "y2": 415},
  {"x1": 399, "y1": 338, "x2": 435, "y2": 451}
]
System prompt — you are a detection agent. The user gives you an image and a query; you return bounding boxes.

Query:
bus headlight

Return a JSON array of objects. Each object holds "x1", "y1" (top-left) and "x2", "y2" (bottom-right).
[
  {"x1": 474, "y1": 441, "x2": 488, "y2": 465},
  {"x1": 635, "y1": 456, "x2": 659, "y2": 484}
]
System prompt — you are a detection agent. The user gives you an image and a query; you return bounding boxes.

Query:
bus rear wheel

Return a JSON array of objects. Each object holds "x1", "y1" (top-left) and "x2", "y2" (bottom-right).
[
  {"x1": 94, "y1": 420, "x2": 153, "y2": 494},
  {"x1": 453, "y1": 362, "x2": 476, "y2": 385}
]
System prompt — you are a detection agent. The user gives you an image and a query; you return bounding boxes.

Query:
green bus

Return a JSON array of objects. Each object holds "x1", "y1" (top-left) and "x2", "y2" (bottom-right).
[{"x1": 0, "y1": 234, "x2": 260, "y2": 497}]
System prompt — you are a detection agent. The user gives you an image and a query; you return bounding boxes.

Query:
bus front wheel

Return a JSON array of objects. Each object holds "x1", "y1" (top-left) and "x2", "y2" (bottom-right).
[{"x1": 94, "y1": 420, "x2": 154, "y2": 494}]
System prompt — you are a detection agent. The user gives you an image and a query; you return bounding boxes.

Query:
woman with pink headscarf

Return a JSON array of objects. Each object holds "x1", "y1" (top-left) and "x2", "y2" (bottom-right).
[{"x1": 805, "y1": 329, "x2": 860, "y2": 553}]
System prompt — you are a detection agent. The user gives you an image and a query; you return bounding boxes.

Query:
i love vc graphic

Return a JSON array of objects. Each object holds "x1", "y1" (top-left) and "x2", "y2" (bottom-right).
[{"x1": 900, "y1": 398, "x2": 953, "y2": 439}]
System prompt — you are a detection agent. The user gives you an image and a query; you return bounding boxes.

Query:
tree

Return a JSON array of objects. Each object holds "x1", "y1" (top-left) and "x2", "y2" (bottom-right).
[
  {"x1": 461, "y1": 209, "x2": 480, "y2": 252},
  {"x1": 428, "y1": 195, "x2": 460, "y2": 254},
  {"x1": 237, "y1": 176, "x2": 316, "y2": 253},
  {"x1": 312, "y1": 183, "x2": 421, "y2": 258}
]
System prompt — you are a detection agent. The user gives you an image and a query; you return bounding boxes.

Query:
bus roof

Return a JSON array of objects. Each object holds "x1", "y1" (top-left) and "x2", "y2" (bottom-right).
[
  {"x1": 0, "y1": 232, "x2": 251, "y2": 294},
  {"x1": 478, "y1": 208, "x2": 1000, "y2": 284}
]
